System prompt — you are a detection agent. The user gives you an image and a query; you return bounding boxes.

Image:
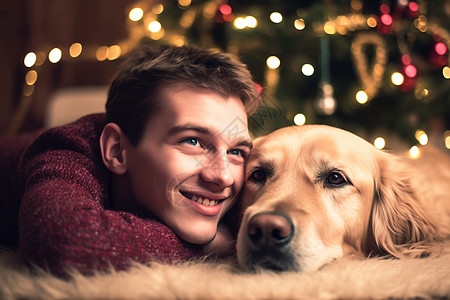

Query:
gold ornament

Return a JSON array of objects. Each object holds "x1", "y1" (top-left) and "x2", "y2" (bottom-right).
[{"x1": 351, "y1": 33, "x2": 388, "y2": 100}]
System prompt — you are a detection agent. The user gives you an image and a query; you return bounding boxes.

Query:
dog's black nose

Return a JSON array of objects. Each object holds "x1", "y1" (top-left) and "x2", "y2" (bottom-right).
[{"x1": 247, "y1": 212, "x2": 294, "y2": 248}]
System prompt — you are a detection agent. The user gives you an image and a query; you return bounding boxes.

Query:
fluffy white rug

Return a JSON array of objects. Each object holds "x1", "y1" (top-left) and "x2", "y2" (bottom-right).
[{"x1": 1, "y1": 244, "x2": 450, "y2": 299}]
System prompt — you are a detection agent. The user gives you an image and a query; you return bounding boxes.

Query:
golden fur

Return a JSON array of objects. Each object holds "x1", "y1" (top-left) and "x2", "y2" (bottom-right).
[
  {"x1": 237, "y1": 125, "x2": 450, "y2": 272},
  {"x1": 1, "y1": 246, "x2": 450, "y2": 299},
  {"x1": 2, "y1": 125, "x2": 450, "y2": 299}
]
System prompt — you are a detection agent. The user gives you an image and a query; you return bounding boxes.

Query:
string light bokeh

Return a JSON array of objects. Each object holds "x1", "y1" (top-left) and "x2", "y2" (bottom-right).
[{"x1": 17, "y1": 0, "x2": 450, "y2": 156}]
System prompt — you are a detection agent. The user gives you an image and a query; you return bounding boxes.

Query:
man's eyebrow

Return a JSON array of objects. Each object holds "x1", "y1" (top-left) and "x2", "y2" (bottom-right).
[
  {"x1": 167, "y1": 125, "x2": 214, "y2": 136},
  {"x1": 234, "y1": 139, "x2": 253, "y2": 149}
]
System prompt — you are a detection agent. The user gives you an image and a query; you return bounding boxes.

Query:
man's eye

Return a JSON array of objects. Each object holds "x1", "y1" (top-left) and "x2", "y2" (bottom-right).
[
  {"x1": 227, "y1": 149, "x2": 244, "y2": 157},
  {"x1": 181, "y1": 138, "x2": 201, "y2": 147},
  {"x1": 324, "y1": 172, "x2": 347, "y2": 187}
]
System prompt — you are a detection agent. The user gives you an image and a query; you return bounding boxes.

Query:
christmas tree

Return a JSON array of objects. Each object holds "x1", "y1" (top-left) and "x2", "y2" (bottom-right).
[
  {"x1": 21, "y1": 0, "x2": 450, "y2": 152},
  {"x1": 132, "y1": 0, "x2": 450, "y2": 151}
]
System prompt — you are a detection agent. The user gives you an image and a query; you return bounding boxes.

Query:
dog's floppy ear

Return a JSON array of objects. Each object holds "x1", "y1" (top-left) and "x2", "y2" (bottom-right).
[{"x1": 370, "y1": 152, "x2": 437, "y2": 258}]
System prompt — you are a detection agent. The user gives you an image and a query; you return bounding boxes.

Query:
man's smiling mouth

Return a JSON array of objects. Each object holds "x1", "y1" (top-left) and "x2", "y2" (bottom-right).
[{"x1": 180, "y1": 191, "x2": 225, "y2": 207}]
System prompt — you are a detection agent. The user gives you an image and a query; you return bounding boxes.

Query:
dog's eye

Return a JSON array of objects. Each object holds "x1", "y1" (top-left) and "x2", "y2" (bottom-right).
[
  {"x1": 325, "y1": 172, "x2": 347, "y2": 187},
  {"x1": 248, "y1": 169, "x2": 268, "y2": 183}
]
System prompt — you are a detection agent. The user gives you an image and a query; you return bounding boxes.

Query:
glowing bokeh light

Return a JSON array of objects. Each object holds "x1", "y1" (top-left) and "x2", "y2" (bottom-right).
[
  {"x1": 178, "y1": 0, "x2": 191, "y2": 7},
  {"x1": 443, "y1": 66, "x2": 450, "y2": 79},
  {"x1": 35, "y1": 52, "x2": 46, "y2": 66},
  {"x1": 415, "y1": 87, "x2": 429, "y2": 100},
  {"x1": 219, "y1": 4, "x2": 232, "y2": 15},
  {"x1": 148, "y1": 21, "x2": 162, "y2": 32},
  {"x1": 404, "y1": 65, "x2": 417, "y2": 78},
  {"x1": 356, "y1": 90, "x2": 368, "y2": 104},
  {"x1": 435, "y1": 42, "x2": 447, "y2": 55},
  {"x1": 69, "y1": 43, "x2": 82, "y2": 58},
  {"x1": 25, "y1": 70, "x2": 38, "y2": 85},
  {"x1": 380, "y1": 4, "x2": 390, "y2": 14},
  {"x1": 294, "y1": 113, "x2": 306, "y2": 126},
  {"x1": 374, "y1": 137, "x2": 386, "y2": 150},
  {"x1": 419, "y1": 134, "x2": 428, "y2": 145},
  {"x1": 415, "y1": 129, "x2": 425, "y2": 140},
  {"x1": 180, "y1": 10, "x2": 196, "y2": 28},
  {"x1": 96, "y1": 46, "x2": 108, "y2": 61},
  {"x1": 24, "y1": 52, "x2": 37, "y2": 67},
  {"x1": 203, "y1": 2, "x2": 216, "y2": 18},
  {"x1": 23, "y1": 85, "x2": 34, "y2": 97},
  {"x1": 234, "y1": 16, "x2": 257, "y2": 29},
  {"x1": 380, "y1": 14, "x2": 393, "y2": 26},
  {"x1": 245, "y1": 16, "x2": 257, "y2": 28},
  {"x1": 409, "y1": 146, "x2": 420, "y2": 159},
  {"x1": 234, "y1": 17, "x2": 246, "y2": 29},
  {"x1": 129, "y1": 8, "x2": 144, "y2": 22},
  {"x1": 270, "y1": 12, "x2": 283, "y2": 23},
  {"x1": 171, "y1": 36, "x2": 185, "y2": 46},
  {"x1": 437, "y1": 56, "x2": 447, "y2": 66},
  {"x1": 301, "y1": 64, "x2": 314, "y2": 76},
  {"x1": 152, "y1": 4, "x2": 164, "y2": 14},
  {"x1": 351, "y1": 0, "x2": 363, "y2": 10},
  {"x1": 401, "y1": 54, "x2": 411, "y2": 65},
  {"x1": 48, "y1": 48, "x2": 62, "y2": 63},
  {"x1": 445, "y1": 131, "x2": 450, "y2": 149},
  {"x1": 266, "y1": 56, "x2": 280, "y2": 69},
  {"x1": 323, "y1": 22, "x2": 336, "y2": 34},
  {"x1": 294, "y1": 18, "x2": 305, "y2": 30},
  {"x1": 415, "y1": 130, "x2": 428, "y2": 145},
  {"x1": 408, "y1": 1, "x2": 419, "y2": 12},
  {"x1": 367, "y1": 17, "x2": 377, "y2": 27},
  {"x1": 391, "y1": 72, "x2": 404, "y2": 85},
  {"x1": 150, "y1": 29, "x2": 165, "y2": 40},
  {"x1": 107, "y1": 45, "x2": 121, "y2": 60}
]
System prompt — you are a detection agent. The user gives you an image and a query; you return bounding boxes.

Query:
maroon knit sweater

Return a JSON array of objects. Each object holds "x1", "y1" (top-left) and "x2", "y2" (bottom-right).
[{"x1": 0, "y1": 113, "x2": 203, "y2": 277}]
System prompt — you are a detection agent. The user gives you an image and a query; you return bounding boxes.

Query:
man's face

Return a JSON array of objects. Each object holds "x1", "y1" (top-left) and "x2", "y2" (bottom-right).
[{"x1": 124, "y1": 88, "x2": 251, "y2": 245}]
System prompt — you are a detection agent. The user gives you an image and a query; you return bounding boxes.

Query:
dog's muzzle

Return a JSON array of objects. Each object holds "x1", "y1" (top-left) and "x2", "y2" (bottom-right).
[{"x1": 243, "y1": 212, "x2": 299, "y2": 272}]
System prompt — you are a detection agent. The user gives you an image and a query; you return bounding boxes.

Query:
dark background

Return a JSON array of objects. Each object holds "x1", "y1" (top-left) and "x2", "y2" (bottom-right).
[{"x1": 1, "y1": 0, "x2": 449, "y2": 151}]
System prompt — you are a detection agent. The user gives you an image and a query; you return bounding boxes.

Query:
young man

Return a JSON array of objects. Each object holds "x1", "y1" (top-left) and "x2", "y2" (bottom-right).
[{"x1": 0, "y1": 45, "x2": 261, "y2": 277}]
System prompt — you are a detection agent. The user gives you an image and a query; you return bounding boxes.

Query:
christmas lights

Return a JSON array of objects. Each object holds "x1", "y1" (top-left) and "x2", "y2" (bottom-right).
[
  {"x1": 374, "y1": 137, "x2": 386, "y2": 149},
  {"x1": 293, "y1": 113, "x2": 306, "y2": 126},
  {"x1": 13, "y1": 0, "x2": 450, "y2": 150}
]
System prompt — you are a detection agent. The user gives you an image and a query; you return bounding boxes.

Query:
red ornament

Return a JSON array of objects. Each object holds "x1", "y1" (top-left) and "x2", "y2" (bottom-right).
[
  {"x1": 401, "y1": 54, "x2": 411, "y2": 65},
  {"x1": 435, "y1": 42, "x2": 447, "y2": 56},
  {"x1": 380, "y1": 14, "x2": 393, "y2": 26},
  {"x1": 219, "y1": 4, "x2": 232, "y2": 15},
  {"x1": 404, "y1": 65, "x2": 417, "y2": 78},
  {"x1": 380, "y1": 4, "x2": 390, "y2": 14},
  {"x1": 408, "y1": 2, "x2": 419, "y2": 12}
]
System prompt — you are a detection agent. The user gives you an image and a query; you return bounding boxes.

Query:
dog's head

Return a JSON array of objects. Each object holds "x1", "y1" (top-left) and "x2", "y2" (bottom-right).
[{"x1": 237, "y1": 125, "x2": 436, "y2": 272}]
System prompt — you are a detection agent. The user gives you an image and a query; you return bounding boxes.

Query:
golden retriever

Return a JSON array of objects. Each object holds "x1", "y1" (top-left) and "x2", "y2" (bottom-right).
[{"x1": 236, "y1": 125, "x2": 450, "y2": 272}]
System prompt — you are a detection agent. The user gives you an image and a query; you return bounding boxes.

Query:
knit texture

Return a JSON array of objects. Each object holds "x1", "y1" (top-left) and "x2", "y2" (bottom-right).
[{"x1": 1, "y1": 114, "x2": 203, "y2": 277}]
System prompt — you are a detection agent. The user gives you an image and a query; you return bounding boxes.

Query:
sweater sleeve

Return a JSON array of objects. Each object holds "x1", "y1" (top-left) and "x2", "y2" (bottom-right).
[{"x1": 18, "y1": 114, "x2": 203, "y2": 277}]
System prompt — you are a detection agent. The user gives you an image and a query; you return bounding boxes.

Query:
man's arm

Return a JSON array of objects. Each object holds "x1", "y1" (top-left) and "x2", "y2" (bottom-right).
[
  {"x1": 19, "y1": 162, "x2": 203, "y2": 277},
  {"x1": 18, "y1": 117, "x2": 203, "y2": 277}
]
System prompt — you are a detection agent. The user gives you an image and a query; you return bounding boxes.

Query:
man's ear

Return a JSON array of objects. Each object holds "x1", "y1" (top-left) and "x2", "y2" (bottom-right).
[{"x1": 99, "y1": 123, "x2": 128, "y2": 175}]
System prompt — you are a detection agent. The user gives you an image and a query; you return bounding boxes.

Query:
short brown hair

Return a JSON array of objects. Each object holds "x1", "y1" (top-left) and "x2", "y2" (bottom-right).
[{"x1": 106, "y1": 45, "x2": 261, "y2": 145}]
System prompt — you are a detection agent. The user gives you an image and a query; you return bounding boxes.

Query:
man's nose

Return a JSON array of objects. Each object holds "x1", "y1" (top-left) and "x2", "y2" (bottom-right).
[{"x1": 199, "y1": 151, "x2": 234, "y2": 188}]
